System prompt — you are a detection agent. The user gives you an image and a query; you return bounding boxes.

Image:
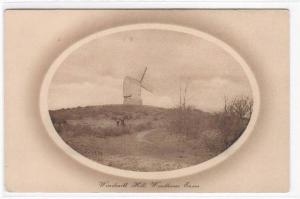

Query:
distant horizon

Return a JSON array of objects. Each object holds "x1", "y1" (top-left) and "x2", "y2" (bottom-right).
[
  {"x1": 49, "y1": 103, "x2": 172, "y2": 111},
  {"x1": 48, "y1": 97, "x2": 253, "y2": 113}
]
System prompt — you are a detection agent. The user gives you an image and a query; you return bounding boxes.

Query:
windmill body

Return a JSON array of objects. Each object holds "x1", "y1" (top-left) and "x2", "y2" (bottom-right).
[
  {"x1": 123, "y1": 76, "x2": 142, "y2": 105},
  {"x1": 123, "y1": 67, "x2": 152, "y2": 105}
]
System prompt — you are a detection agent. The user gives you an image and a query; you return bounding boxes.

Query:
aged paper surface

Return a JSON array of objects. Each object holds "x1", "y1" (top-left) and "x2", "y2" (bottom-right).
[{"x1": 5, "y1": 10, "x2": 289, "y2": 192}]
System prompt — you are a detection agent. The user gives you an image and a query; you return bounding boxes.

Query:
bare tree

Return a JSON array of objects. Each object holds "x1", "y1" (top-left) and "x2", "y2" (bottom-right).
[
  {"x1": 173, "y1": 77, "x2": 200, "y2": 138},
  {"x1": 217, "y1": 95, "x2": 254, "y2": 148},
  {"x1": 178, "y1": 77, "x2": 191, "y2": 110},
  {"x1": 224, "y1": 96, "x2": 253, "y2": 120}
]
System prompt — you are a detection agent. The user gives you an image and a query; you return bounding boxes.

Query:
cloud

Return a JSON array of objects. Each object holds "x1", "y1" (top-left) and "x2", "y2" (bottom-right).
[
  {"x1": 49, "y1": 78, "x2": 123, "y2": 110},
  {"x1": 184, "y1": 77, "x2": 252, "y2": 111},
  {"x1": 48, "y1": 29, "x2": 253, "y2": 112}
]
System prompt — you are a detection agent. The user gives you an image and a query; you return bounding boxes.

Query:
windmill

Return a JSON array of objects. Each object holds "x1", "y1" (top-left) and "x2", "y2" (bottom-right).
[{"x1": 123, "y1": 67, "x2": 152, "y2": 105}]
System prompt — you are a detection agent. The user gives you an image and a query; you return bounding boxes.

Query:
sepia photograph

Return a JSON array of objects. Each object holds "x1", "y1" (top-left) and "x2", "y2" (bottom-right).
[
  {"x1": 5, "y1": 9, "x2": 290, "y2": 192},
  {"x1": 44, "y1": 24, "x2": 258, "y2": 172}
]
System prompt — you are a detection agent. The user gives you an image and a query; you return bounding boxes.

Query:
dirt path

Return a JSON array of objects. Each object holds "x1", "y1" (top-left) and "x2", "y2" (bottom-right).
[
  {"x1": 66, "y1": 128, "x2": 215, "y2": 171},
  {"x1": 135, "y1": 129, "x2": 156, "y2": 144}
]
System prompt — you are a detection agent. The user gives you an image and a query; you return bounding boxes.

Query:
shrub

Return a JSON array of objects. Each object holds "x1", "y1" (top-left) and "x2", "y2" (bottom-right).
[
  {"x1": 201, "y1": 129, "x2": 227, "y2": 155},
  {"x1": 168, "y1": 106, "x2": 214, "y2": 138},
  {"x1": 216, "y1": 96, "x2": 253, "y2": 148},
  {"x1": 53, "y1": 122, "x2": 132, "y2": 139},
  {"x1": 102, "y1": 126, "x2": 131, "y2": 136},
  {"x1": 133, "y1": 121, "x2": 152, "y2": 132}
]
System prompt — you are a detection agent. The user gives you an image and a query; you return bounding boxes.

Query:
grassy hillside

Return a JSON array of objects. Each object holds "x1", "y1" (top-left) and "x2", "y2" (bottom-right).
[
  {"x1": 49, "y1": 104, "x2": 250, "y2": 171},
  {"x1": 50, "y1": 104, "x2": 210, "y2": 123},
  {"x1": 49, "y1": 104, "x2": 212, "y2": 138}
]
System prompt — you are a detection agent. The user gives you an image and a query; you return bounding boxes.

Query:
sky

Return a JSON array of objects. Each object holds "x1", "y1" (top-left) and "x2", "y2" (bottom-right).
[{"x1": 48, "y1": 29, "x2": 252, "y2": 112}]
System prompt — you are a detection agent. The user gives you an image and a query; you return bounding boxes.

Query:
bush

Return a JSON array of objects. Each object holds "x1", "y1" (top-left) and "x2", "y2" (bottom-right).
[
  {"x1": 216, "y1": 96, "x2": 253, "y2": 148},
  {"x1": 53, "y1": 122, "x2": 132, "y2": 139},
  {"x1": 167, "y1": 95, "x2": 253, "y2": 153},
  {"x1": 201, "y1": 129, "x2": 227, "y2": 154},
  {"x1": 168, "y1": 106, "x2": 214, "y2": 138},
  {"x1": 102, "y1": 126, "x2": 131, "y2": 136},
  {"x1": 216, "y1": 114, "x2": 248, "y2": 147},
  {"x1": 133, "y1": 121, "x2": 152, "y2": 132}
]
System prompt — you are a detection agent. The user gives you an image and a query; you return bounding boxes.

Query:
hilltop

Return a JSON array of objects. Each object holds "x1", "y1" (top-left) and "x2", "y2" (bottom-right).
[{"x1": 50, "y1": 104, "x2": 209, "y2": 121}]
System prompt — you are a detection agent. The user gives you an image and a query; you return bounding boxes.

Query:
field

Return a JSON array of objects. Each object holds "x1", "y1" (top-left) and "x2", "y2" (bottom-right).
[{"x1": 49, "y1": 104, "x2": 249, "y2": 171}]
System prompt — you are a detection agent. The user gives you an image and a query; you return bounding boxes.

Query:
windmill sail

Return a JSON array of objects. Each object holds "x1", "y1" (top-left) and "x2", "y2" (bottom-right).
[
  {"x1": 123, "y1": 66, "x2": 153, "y2": 105},
  {"x1": 139, "y1": 67, "x2": 153, "y2": 92},
  {"x1": 139, "y1": 67, "x2": 148, "y2": 82},
  {"x1": 141, "y1": 83, "x2": 153, "y2": 93}
]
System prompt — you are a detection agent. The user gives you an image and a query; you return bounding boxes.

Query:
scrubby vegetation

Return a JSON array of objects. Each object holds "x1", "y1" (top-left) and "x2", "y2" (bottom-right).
[
  {"x1": 168, "y1": 96, "x2": 253, "y2": 154},
  {"x1": 49, "y1": 96, "x2": 253, "y2": 171},
  {"x1": 49, "y1": 105, "x2": 167, "y2": 139}
]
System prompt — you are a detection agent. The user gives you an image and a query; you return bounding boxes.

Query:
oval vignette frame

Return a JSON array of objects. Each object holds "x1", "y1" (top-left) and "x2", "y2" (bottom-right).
[{"x1": 39, "y1": 23, "x2": 260, "y2": 180}]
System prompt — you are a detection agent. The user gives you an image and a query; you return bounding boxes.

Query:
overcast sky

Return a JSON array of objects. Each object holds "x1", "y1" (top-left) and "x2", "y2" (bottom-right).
[{"x1": 49, "y1": 29, "x2": 252, "y2": 112}]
